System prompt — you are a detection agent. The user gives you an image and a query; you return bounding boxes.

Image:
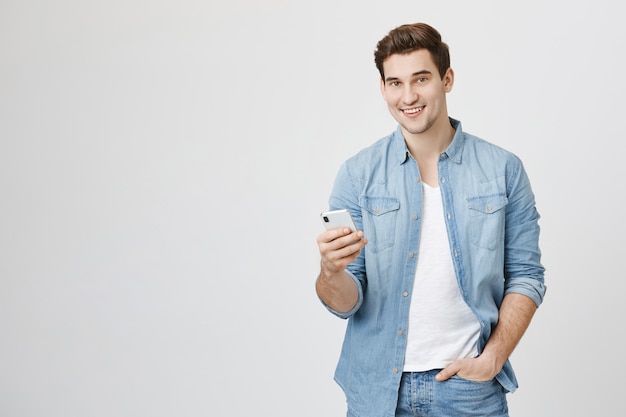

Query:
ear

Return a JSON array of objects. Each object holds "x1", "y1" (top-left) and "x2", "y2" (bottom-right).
[
  {"x1": 443, "y1": 67, "x2": 454, "y2": 92},
  {"x1": 379, "y1": 77, "x2": 386, "y2": 97}
]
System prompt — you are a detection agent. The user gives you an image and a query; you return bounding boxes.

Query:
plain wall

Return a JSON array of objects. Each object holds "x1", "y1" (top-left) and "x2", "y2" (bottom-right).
[{"x1": 1, "y1": 1, "x2": 624, "y2": 415}]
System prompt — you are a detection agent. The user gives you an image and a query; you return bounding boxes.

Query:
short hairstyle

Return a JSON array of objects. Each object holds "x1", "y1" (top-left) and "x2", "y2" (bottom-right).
[{"x1": 374, "y1": 23, "x2": 450, "y2": 81}]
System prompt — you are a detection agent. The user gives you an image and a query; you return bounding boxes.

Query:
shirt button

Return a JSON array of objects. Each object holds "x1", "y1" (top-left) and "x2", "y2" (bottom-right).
[
  {"x1": 447, "y1": 213, "x2": 451, "y2": 220},
  {"x1": 441, "y1": 177, "x2": 446, "y2": 183},
  {"x1": 415, "y1": 178, "x2": 420, "y2": 183},
  {"x1": 398, "y1": 330, "x2": 404, "y2": 336},
  {"x1": 408, "y1": 253, "x2": 414, "y2": 258},
  {"x1": 375, "y1": 207, "x2": 380, "y2": 213},
  {"x1": 403, "y1": 291, "x2": 409, "y2": 297},
  {"x1": 487, "y1": 205, "x2": 493, "y2": 211},
  {"x1": 393, "y1": 368, "x2": 399, "y2": 374},
  {"x1": 412, "y1": 215, "x2": 418, "y2": 221}
]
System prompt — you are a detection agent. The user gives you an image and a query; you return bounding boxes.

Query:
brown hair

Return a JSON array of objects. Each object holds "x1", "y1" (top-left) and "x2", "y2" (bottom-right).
[{"x1": 374, "y1": 23, "x2": 450, "y2": 80}]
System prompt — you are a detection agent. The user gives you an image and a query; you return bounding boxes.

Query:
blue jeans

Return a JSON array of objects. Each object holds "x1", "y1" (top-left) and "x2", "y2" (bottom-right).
[{"x1": 394, "y1": 370, "x2": 509, "y2": 417}]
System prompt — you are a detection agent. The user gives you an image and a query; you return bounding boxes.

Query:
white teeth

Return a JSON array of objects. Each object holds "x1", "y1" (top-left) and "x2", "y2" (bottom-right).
[{"x1": 403, "y1": 107, "x2": 422, "y2": 114}]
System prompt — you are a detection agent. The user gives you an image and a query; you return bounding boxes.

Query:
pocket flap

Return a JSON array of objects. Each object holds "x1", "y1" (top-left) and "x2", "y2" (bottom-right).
[
  {"x1": 467, "y1": 194, "x2": 508, "y2": 214},
  {"x1": 359, "y1": 196, "x2": 400, "y2": 216}
]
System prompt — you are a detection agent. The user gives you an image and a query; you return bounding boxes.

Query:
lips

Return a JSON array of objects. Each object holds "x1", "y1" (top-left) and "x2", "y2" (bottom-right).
[{"x1": 402, "y1": 106, "x2": 424, "y2": 115}]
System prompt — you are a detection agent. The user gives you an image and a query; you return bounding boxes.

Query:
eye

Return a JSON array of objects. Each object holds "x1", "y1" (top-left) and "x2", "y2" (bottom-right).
[
  {"x1": 417, "y1": 77, "x2": 428, "y2": 83},
  {"x1": 390, "y1": 81, "x2": 400, "y2": 87}
]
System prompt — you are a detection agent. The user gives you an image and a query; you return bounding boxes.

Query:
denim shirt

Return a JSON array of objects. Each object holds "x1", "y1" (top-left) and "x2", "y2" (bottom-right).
[{"x1": 323, "y1": 118, "x2": 546, "y2": 417}]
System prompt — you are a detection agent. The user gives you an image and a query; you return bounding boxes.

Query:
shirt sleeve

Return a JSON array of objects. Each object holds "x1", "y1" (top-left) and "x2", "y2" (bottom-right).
[
  {"x1": 321, "y1": 161, "x2": 367, "y2": 318},
  {"x1": 503, "y1": 157, "x2": 547, "y2": 307}
]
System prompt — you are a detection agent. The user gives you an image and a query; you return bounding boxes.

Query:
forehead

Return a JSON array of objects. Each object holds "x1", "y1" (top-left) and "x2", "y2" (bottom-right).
[{"x1": 382, "y1": 49, "x2": 436, "y2": 78}]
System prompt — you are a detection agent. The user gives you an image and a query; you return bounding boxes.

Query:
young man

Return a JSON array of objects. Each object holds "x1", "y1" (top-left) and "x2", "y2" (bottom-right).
[{"x1": 316, "y1": 23, "x2": 546, "y2": 417}]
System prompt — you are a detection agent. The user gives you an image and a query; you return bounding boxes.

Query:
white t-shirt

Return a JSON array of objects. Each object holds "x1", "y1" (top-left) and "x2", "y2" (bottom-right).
[{"x1": 403, "y1": 183, "x2": 481, "y2": 372}]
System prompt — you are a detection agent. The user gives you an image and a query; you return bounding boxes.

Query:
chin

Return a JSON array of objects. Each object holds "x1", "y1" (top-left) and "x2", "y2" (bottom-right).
[{"x1": 402, "y1": 122, "x2": 430, "y2": 135}]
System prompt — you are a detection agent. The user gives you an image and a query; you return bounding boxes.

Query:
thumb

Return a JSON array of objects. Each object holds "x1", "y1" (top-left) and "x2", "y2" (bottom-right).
[{"x1": 435, "y1": 362, "x2": 460, "y2": 382}]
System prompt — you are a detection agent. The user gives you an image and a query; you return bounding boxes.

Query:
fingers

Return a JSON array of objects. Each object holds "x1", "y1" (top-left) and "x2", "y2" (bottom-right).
[
  {"x1": 318, "y1": 227, "x2": 360, "y2": 243},
  {"x1": 435, "y1": 358, "x2": 497, "y2": 382},
  {"x1": 318, "y1": 228, "x2": 367, "y2": 273},
  {"x1": 317, "y1": 228, "x2": 365, "y2": 250}
]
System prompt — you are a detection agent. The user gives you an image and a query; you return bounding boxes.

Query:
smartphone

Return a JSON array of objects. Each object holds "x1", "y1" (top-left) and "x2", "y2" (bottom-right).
[{"x1": 320, "y1": 209, "x2": 357, "y2": 232}]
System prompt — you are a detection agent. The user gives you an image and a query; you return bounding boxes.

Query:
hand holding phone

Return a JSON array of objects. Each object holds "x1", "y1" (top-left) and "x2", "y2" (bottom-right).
[{"x1": 318, "y1": 209, "x2": 366, "y2": 278}]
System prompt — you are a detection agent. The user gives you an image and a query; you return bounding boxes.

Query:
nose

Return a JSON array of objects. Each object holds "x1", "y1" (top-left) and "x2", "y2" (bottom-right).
[{"x1": 402, "y1": 84, "x2": 418, "y2": 105}]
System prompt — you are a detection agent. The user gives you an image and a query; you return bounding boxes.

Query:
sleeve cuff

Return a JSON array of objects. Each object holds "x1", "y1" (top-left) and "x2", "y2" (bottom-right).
[{"x1": 319, "y1": 270, "x2": 364, "y2": 319}]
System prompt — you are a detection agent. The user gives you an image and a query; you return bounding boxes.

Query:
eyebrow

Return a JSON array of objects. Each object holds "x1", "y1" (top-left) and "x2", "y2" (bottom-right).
[{"x1": 384, "y1": 70, "x2": 432, "y2": 83}]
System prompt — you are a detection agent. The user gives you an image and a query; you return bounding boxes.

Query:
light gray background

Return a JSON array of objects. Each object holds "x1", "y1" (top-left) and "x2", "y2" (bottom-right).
[{"x1": 1, "y1": 1, "x2": 624, "y2": 416}]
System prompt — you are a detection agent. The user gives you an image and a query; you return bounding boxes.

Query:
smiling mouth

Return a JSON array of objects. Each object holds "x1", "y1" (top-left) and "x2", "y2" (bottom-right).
[{"x1": 402, "y1": 106, "x2": 424, "y2": 115}]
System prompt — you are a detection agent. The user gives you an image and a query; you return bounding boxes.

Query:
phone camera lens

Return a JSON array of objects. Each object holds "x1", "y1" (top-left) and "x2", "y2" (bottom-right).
[{"x1": 323, "y1": 216, "x2": 329, "y2": 222}]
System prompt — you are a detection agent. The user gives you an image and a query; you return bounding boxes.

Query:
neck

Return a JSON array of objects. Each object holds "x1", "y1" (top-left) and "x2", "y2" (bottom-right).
[{"x1": 403, "y1": 117, "x2": 455, "y2": 160}]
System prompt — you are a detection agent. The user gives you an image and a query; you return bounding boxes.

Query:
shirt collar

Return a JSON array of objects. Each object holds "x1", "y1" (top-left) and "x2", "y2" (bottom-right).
[{"x1": 444, "y1": 118, "x2": 465, "y2": 164}]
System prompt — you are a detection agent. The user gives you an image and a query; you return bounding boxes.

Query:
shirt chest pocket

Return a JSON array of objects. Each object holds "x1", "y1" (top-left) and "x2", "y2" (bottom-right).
[
  {"x1": 359, "y1": 196, "x2": 400, "y2": 253},
  {"x1": 466, "y1": 194, "x2": 508, "y2": 250}
]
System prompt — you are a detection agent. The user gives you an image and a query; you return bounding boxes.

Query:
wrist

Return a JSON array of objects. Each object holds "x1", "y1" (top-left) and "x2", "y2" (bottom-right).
[{"x1": 479, "y1": 348, "x2": 506, "y2": 375}]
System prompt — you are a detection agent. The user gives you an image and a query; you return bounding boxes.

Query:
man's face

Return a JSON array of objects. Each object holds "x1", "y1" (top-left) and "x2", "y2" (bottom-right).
[{"x1": 380, "y1": 49, "x2": 453, "y2": 137}]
